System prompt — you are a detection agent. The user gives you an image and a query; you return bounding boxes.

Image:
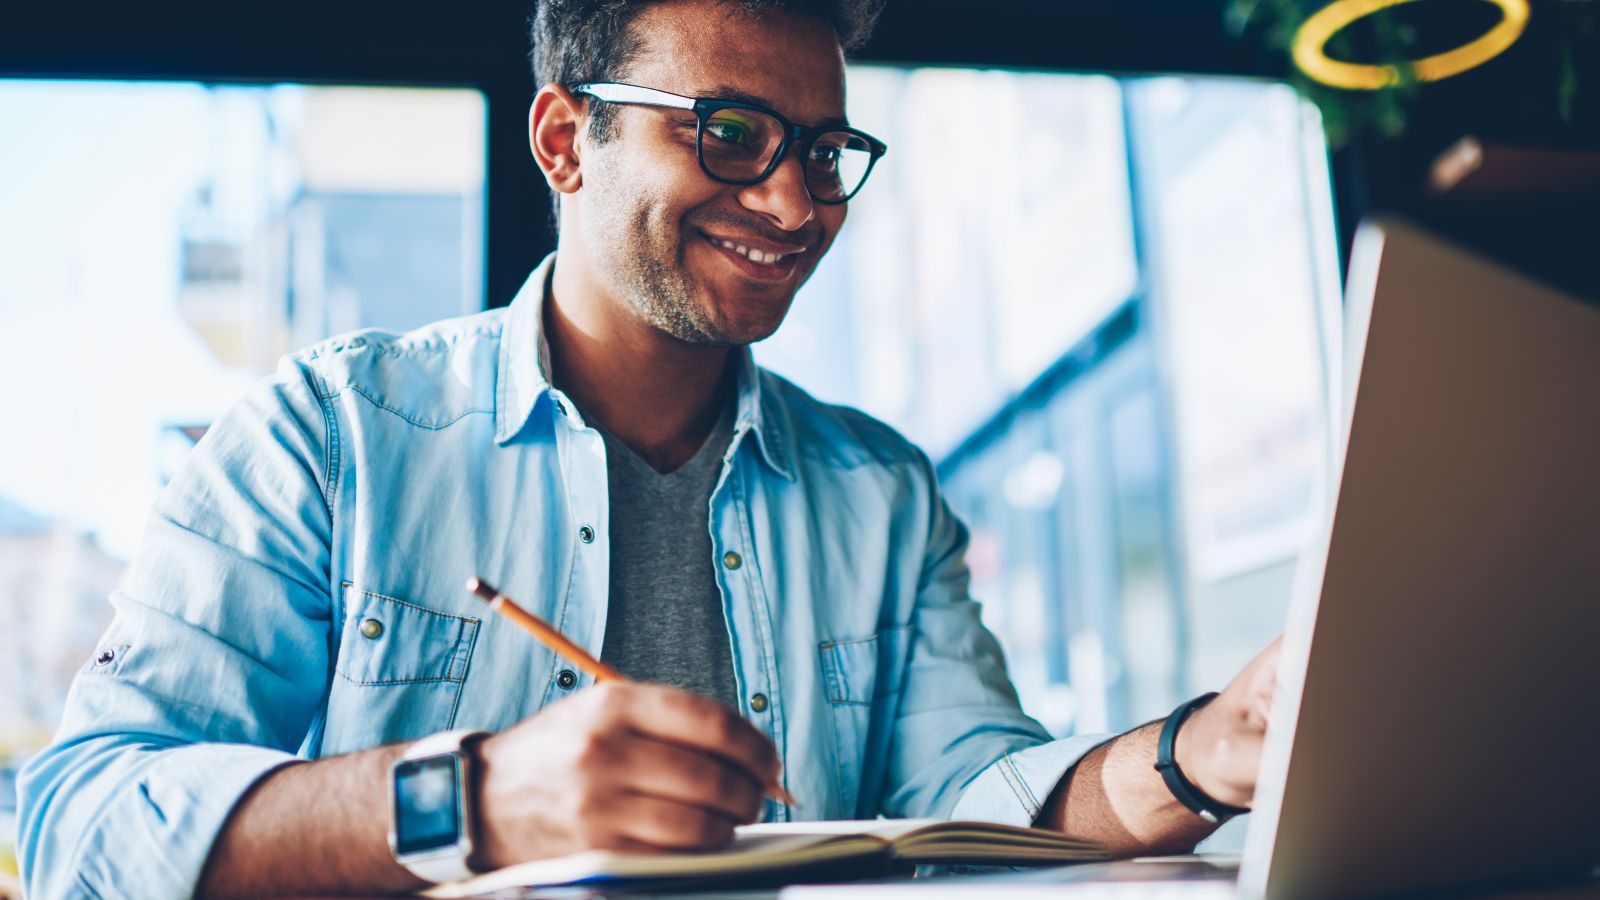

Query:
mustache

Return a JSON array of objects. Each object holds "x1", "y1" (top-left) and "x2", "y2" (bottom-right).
[{"x1": 688, "y1": 210, "x2": 821, "y2": 251}]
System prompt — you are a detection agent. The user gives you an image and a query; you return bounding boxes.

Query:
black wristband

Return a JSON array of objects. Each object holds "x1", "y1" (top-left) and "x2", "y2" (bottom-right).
[{"x1": 1154, "y1": 692, "x2": 1252, "y2": 824}]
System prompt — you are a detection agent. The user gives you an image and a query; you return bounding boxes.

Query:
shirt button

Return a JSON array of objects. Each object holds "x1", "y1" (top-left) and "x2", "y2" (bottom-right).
[
  {"x1": 555, "y1": 399, "x2": 568, "y2": 416},
  {"x1": 95, "y1": 648, "x2": 115, "y2": 665},
  {"x1": 556, "y1": 669, "x2": 578, "y2": 690},
  {"x1": 750, "y1": 693, "x2": 769, "y2": 713},
  {"x1": 359, "y1": 618, "x2": 384, "y2": 639},
  {"x1": 579, "y1": 525, "x2": 595, "y2": 543},
  {"x1": 722, "y1": 551, "x2": 742, "y2": 570}
]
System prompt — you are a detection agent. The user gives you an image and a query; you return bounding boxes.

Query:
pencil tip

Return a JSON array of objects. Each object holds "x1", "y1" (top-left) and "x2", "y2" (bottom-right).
[
  {"x1": 770, "y1": 786, "x2": 802, "y2": 808},
  {"x1": 465, "y1": 577, "x2": 498, "y2": 602}
]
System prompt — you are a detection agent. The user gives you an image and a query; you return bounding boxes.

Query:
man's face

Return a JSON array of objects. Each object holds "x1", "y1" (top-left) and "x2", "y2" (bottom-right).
[{"x1": 574, "y1": 0, "x2": 851, "y2": 347}]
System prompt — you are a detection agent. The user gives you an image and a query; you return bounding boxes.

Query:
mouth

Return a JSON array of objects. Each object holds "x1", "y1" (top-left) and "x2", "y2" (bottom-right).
[{"x1": 699, "y1": 232, "x2": 806, "y2": 283}]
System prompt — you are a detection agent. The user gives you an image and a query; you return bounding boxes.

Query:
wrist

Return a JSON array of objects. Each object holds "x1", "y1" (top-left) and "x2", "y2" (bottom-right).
[
  {"x1": 1157, "y1": 693, "x2": 1251, "y2": 823},
  {"x1": 389, "y1": 729, "x2": 489, "y2": 883},
  {"x1": 1173, "y1": 703, "x2": 1229, "y2": 804}
]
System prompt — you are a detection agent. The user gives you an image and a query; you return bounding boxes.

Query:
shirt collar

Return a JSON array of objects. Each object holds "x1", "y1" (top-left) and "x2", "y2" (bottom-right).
[{"x1": 494, "y1": 253, "x2": 795, "y2": 482}]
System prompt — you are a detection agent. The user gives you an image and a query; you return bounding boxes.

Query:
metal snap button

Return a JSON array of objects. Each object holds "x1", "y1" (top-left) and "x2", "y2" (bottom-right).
[
  {"x1": 723, "y1": 551, "x2": 743, "y2": 570},
  {"x1": 556, "y1": 669, "x2": 578, "y2": 690},
  {"x1": 579, "y1": 525, "x2": 596, "y2": 544},
  {"x1": 750, "y1": 692, "x2": 769, "y2": 713},
  {"x1": 95, "y1": 648, "x2": 115, "y2": 665},
  {"x1": 359, "y1": 618, "x2": 384, "y2": 639},
  {"x1": 555, "y1": 399, "x2": 568, "y2": 416}
]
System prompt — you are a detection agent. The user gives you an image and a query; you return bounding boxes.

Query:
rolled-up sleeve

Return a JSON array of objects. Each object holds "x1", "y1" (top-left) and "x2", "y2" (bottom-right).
[
  {"x1": 17, "y1": 357, "x2": 336, "y2": 899},
  {"x1": 881, "y1": 453, "x2": 1113, "y2": 828}
]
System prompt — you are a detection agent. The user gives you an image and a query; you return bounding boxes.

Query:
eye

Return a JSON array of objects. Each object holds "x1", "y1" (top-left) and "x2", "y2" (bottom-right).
[
  {"x1": 807, "y1": 143, "x2": 842, "y2": 170},
  {"x1": 706, "y1": 120, "x2": 753, "y2": 146}
]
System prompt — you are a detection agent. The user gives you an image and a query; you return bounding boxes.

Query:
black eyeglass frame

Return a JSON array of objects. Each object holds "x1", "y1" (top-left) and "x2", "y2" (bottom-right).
[{"x1": 572, "y1": 82, "x2": 888, "y2": 205}]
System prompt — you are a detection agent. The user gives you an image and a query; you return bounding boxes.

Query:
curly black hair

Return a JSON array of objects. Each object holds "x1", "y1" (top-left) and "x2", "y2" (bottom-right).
[{"x1": 530, "y1": 0, "x2": 885, "y2": 143}]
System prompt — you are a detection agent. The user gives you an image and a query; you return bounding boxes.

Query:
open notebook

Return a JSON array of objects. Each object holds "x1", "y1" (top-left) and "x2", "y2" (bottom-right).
[{"x1": 424, "y1": 819, "x2": 1109, "y2": 897}]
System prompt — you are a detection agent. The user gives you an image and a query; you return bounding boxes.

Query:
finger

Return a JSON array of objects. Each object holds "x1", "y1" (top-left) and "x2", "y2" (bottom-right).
[
  {"x1": 1254, "y1": 636, "x2": 1284, "y2": 676},
  {"x1": 605, "y1": 683, "x2": 781, "y2": 788},
  {"x1": 1247, "y1": 689, "x2": 1274, "y2": 731},
  {"x1": 610, "y1": 735, "x2": 765, "y2": 824},
  {"x1": 613, "y1": 791, "x2": 740, "y2": 851}
]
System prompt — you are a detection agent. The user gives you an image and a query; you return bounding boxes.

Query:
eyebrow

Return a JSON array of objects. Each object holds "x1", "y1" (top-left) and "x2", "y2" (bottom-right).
[{"x1": 704, "y1": 84, "x2": 851, "y2": 130}]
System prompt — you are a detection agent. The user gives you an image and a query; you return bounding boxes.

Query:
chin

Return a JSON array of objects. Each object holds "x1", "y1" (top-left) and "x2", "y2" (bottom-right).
[{"x1": 704, "y1": 297, "x2": 794, "y2": 346}]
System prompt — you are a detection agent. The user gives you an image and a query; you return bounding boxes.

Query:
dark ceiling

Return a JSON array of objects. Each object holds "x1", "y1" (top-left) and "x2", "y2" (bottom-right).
[
  {"x1": 869, "y1": 0, "x2": 1279, "y2": 76},
  {"x1": 0, "y1": 0, "x2": 1275, "y2": 85}
]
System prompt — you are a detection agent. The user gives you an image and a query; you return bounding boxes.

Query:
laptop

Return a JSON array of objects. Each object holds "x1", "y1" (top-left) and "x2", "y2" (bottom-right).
[
  {"x1": 788, "y1": 218, "x2": 1600, "y2": 899},
  {"x1": 1238, "y1": 216, "x2": 1600, "y2": 898}
]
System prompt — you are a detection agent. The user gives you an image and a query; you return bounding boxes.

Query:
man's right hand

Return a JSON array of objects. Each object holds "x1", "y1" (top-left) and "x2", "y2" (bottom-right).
[{"x1": 469, "y1": 681, "x2": 780, "y2": 871}]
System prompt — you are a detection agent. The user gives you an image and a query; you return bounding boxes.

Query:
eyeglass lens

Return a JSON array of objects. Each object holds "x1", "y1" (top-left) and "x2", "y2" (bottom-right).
[{"x1": 702, "y1": 107, "x2": 874, "y2": 202}]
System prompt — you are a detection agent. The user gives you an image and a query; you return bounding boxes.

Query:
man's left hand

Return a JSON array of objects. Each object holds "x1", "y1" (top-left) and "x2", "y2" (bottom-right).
[{"x1": 1173, "y1": 636, "x2": 1282, "y2": 810}]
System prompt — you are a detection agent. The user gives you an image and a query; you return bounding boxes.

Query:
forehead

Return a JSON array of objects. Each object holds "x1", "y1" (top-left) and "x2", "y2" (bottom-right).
[{"x1": 622, "y1": 1, "x2": 848, "y2": 123}]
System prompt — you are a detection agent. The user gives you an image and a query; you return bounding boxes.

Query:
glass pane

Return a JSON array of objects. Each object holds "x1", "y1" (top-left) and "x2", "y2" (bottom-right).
[
  {"x1": 1106, "y1": 386, "x2": 1183, "y2": 719},
  {"x1": 784, "y1": 70, "x2": 1339, "y2": 742},
  {"x1": 1127, "y1": 78, "x2": 1342, "y2": 692},
  {"x1": 1137, "y1": 78, "x2": 1338, "y2": 580},
  {"x1": 762, "y1": 66, "x2": 1138, "y2": 456},
  {"x1": 0, "y1": 81, "x2": 486, "y2": 808},
  {"x1": 942, "y1": 427, "x2": 1078, "y2": 736}
]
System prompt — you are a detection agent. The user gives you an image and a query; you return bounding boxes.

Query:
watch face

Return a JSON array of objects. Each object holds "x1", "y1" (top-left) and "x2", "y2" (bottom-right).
[{"x1": 393, "y1": 755, "x2": 462, "y2": 855}]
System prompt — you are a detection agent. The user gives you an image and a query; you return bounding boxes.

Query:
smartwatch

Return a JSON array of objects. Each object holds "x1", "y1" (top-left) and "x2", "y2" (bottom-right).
[{"x1": 389, "y1": 729, "x2": 488, "y2": 884}]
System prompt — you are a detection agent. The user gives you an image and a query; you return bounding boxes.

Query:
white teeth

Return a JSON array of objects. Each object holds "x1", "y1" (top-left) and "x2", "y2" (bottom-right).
[{"x1": 711, "y1": 237, "x2": 785, "y2": 266}]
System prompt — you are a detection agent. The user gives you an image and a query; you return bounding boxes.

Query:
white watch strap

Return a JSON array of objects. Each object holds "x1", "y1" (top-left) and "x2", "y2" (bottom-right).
[
  {"x1": 393, "y1": 729, "x2": 488, "y2": 885},
  {"x1": 402, "y1": 851, "x2": 476, "y2": 886}
]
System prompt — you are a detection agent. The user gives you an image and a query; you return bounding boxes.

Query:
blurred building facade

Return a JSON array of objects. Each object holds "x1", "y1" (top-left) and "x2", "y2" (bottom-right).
[{"x1": 0, "y1": 82, "x2": 486, "y2": 823}]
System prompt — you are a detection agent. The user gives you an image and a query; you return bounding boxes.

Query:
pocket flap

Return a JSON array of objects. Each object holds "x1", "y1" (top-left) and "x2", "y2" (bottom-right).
[
  {"x1": 336, "y1": 587, "x2": 479, "y2": 686},
  {"x1": 819, "y1": 626, "x2": 909, "y2": 706}
]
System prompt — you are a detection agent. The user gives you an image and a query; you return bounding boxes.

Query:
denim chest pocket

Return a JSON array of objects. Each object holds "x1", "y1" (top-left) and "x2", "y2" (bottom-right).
[
  {"x1": 320, "y1": 586, "x2": 480, "y2": 755},
  {"x1": 818, "y1": 626, "x2": 909, "y2": 816}
]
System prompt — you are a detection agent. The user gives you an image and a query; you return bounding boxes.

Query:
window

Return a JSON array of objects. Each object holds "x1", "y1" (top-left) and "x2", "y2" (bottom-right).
[
  {"x1": 761, "y1": 67, "x2": 1139, "y2": 457},
  {"x1": 764, "y1": 68, "x2": 1340, "y2": 740},
  {"x1": 0, "y1": 82, "x2": 486, "y2": 830}
]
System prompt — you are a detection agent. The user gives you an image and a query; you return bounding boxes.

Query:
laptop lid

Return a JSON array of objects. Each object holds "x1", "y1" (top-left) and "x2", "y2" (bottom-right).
[{"x1": 1239, "y1": 218, "x2": 1600, "y2": 900}]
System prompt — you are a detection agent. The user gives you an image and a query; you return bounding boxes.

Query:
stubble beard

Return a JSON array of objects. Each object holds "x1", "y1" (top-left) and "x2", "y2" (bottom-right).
[
  {"x1": 583, "y1": 152, "x2": 804, "y2": 348},
  {"x1": 585, "y1": 176, "x2": 735, "y2": 348},
  {"x1": 622, "y1": 225, "x2": 800, "y2": 349},
  {"x1": 628, "y1": 242, "x2": 732, "y2": 347}
]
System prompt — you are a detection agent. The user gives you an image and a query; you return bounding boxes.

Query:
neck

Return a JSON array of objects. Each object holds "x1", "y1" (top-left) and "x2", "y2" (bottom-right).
[{"x1": 544, "y1": 254, "x2": 734, "y2": 471}]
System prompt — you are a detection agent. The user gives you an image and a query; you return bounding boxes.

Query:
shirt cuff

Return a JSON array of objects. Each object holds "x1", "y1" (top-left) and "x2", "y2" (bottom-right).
[
  {"x1": 72, "y1": 742, "x2": 300, "y2": 899},
  {"x1": 948, "y1": 733, "x2": 1115, "y2": 828}
]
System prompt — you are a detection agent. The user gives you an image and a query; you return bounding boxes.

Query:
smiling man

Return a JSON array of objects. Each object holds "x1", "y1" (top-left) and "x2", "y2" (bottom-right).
[{"x1": 18, "y1": 1, "x2": 1279, "y2": 897}]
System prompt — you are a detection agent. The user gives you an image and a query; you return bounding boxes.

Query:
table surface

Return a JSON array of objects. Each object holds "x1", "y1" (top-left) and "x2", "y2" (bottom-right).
[{"x1": 432, "y1": 856, "x2": 1600, "y2": 900}]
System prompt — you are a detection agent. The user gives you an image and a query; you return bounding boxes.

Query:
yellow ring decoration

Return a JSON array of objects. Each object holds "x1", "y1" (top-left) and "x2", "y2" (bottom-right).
[{"x1": 1291, "y1": 0, "x2": 1530, "y2": 90}]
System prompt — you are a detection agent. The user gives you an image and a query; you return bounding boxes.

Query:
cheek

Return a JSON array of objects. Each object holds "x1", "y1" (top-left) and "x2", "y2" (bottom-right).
[
  {"x1": 817, "y1": 206, "x2": 847, "y2": 248},
  {"x1": 589, "y1": 146, "x2": 701, "y2": 229},
  {"x1": 647, "y1": 185, "x2": 728, "y2": 248}
]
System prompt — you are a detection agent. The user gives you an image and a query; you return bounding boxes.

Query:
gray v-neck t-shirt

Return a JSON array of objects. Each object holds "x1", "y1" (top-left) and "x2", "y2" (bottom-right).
[{"x1": 597, "y1": 408, "x2": 740, "y2": 710}]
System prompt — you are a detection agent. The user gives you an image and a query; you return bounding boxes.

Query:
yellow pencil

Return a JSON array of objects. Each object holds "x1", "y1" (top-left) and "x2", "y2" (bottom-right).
[
  {"x1": 467, "y1": 576, "x2": 626, "y2": 682},
  {"x1": 465, "y1": 576, "x2": 800, "y2": 809}
]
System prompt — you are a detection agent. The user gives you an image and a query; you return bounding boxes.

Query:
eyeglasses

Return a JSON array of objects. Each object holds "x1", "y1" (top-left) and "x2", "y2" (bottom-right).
[{"x1": 573, "y1": 82, "x2": 887, "y2": 205}]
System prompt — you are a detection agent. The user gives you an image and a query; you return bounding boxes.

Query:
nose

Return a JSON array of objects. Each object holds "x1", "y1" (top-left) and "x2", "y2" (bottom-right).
[{"x1": 736, "y1": 142, "x2": 816, "y2": 233}]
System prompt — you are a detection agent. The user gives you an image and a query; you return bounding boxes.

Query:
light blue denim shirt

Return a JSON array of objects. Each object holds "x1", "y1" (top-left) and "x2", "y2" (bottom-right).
[{"x1": 18, "y1": 255, "x2": 1111, "y2": 898}]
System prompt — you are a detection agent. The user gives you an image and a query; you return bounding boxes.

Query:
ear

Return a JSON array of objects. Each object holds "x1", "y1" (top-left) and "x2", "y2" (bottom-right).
[{"x1": 530, "y1": 84, "x2": 585, "y2": 194}]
